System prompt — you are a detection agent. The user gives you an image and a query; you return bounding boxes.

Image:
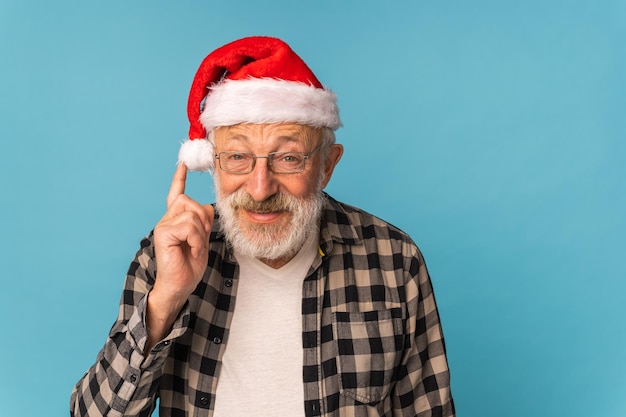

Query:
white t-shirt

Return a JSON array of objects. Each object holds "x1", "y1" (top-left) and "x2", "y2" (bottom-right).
[{"x1": 213, "y1": 231, "x2": 319, "y2": 417}]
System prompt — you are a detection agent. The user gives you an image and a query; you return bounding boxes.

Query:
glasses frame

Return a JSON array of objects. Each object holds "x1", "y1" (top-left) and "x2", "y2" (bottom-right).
[{"x1": 215, "y1": 143, "x2": 323, "y2": 175}]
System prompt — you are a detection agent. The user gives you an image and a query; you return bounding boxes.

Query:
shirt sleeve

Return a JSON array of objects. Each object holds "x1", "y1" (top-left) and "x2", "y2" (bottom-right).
[
  {"x1": 70, "y1": 233, "x2": 191, "y2": 417},
  {"x1": 392, "y1": 247, "x2": 456, "y2": 417}
]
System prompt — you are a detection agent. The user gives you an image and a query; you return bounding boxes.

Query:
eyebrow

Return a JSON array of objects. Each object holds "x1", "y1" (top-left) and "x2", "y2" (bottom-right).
[
  {"x1": 223, "y1": 133, "x2": 307, "y2": 146},
  {"x1": 276, "y1": 135, "x2": 303, "y2": 145}
]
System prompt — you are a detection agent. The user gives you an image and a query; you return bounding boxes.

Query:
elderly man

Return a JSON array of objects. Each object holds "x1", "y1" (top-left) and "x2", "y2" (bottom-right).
[{"x1": 71, "y1": 36, "x2": 455, "y2": 417}]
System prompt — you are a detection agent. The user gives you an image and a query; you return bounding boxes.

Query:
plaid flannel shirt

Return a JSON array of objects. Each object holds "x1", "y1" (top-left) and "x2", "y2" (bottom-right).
[{"x1": 71, "y1": 194, "x2": 455, "y2": 417}]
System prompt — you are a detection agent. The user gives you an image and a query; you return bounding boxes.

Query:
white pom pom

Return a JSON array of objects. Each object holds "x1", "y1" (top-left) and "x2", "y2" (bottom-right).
[{"x1": 178, "y1": 138, "x2": 215, "y2": 172}]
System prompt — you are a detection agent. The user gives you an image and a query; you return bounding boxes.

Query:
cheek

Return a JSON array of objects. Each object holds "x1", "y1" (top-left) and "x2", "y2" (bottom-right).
[
  {"x1": 281, "y1": 175, "x2": 320, "y2": 198},
  {"x1": 214, "y1": 172, "x2": 244, "y2": 196},
  {"x1": 216, "y1": 169, "x2": 321, "y2": 199}
]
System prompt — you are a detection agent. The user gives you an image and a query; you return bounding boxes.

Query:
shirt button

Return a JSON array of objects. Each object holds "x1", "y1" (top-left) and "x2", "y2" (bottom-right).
[
  {"x1": 200, "y1": 396, "x2": 210, "y2": 406},
  {"x1": 213, "y1": 337, "x2": 222, "y2": 344},
  {"x1": 129, "y1": 374, "x2": 137, "y2": 383},
  {"x1": 152, "y1": 340, "x2": 170, "y2": 352},
  {"x1": 224, "y1": 279, "x2": 233, "y2": 287}
]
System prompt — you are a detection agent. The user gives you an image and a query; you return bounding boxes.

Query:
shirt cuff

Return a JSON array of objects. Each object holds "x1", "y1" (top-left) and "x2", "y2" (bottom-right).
[{"x1": 126, "y1": 293, "x2": 192, "y2": 369}]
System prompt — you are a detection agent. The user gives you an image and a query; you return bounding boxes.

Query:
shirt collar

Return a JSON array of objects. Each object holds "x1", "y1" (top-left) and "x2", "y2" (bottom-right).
[{"x1": 318, "y1": 193, "x2": 361, "y2": 257}]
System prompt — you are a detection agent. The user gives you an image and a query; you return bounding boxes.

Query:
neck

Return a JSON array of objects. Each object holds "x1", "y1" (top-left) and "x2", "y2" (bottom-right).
[{"x1": 258, "y1": 256, "x2": 294, "y2": 269}]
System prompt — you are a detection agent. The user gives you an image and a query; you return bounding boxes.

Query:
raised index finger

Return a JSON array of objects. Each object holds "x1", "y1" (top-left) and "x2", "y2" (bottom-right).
[{"x1": 167, "y1": 163, "x2": 187, "y2": 207}]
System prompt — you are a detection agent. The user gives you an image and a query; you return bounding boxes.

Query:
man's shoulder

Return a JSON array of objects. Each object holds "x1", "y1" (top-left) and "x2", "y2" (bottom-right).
[{"x1": 322, "y1": 194, "x2": 416, "y2": 246}]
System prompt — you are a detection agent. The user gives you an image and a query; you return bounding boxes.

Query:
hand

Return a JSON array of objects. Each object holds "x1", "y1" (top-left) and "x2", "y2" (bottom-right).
[
  {"x1": 153, "y1": 162, "x2": 215, "y2": 303},
  {"x1": 145, "y1": 163, "x2": 214, "y2": 352}
]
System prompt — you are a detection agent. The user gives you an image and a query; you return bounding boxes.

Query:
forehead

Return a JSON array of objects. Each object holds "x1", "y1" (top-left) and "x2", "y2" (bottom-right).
[{"x1": 214, "y1": 123, "x2": 319, "y2": 146}]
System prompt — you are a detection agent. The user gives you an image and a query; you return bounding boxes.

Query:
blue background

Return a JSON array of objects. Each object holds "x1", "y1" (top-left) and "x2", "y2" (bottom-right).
[{"x1": 1, "y1": 1, "x2": 624, "y2": 416}]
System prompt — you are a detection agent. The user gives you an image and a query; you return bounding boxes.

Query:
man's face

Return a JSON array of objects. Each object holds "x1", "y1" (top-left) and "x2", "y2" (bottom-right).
[{"x1": 213, "y1": 123, "x2": 342, "y2": 265}]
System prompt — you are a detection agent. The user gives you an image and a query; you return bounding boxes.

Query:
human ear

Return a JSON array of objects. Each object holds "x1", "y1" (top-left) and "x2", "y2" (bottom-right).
[{"x1": 320, "y1": 144, "x2": 343, "y2": 189}]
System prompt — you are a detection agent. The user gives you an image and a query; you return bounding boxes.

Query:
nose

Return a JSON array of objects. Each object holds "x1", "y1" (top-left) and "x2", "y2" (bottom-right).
[{"x1": 245, "y1": 157, "x2": 279, "y2": 202}]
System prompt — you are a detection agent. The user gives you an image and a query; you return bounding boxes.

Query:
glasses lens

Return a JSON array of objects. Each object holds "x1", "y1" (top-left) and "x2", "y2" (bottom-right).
[
  {"x1": 221, "y1": 152, "x2": 253, "y2": 173},
  {"x1": 270, "y1": 152, "x2": 305, "y2": 173}
]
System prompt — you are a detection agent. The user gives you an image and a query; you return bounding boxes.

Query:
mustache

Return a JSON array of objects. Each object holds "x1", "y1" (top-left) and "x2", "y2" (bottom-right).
[{"x1": 229, "y1": 190, "x2": 299, "y2": 212}]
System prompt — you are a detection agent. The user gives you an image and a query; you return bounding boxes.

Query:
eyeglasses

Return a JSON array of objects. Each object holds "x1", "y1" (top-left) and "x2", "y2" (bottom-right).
[{"x1": 215, "y1": 144, "x2": 322, "y2": 174}]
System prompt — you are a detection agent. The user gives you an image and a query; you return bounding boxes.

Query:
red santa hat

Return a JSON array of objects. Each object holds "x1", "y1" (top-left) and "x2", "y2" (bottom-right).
[{"x1": 179, "y1": 36, "x2": 342, "y2": 171}]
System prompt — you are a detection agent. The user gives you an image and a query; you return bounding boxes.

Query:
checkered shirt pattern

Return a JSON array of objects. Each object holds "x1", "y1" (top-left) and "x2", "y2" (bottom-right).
[{"x1": 71, "y1": 194, "x2": 455, "y2": 417}]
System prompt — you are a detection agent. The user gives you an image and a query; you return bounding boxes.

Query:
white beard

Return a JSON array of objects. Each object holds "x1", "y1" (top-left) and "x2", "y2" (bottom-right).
[{"x1": 215, "y1": 185, "x2": 326, "y2": 262}]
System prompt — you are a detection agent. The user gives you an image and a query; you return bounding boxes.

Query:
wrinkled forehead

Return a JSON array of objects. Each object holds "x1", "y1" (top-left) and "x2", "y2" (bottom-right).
[{"x1": 214, "y1": 123, "x2": 321, "y2": 148}]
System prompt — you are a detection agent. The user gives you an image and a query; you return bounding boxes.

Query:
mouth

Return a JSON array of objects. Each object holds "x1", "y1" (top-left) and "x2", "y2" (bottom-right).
[{"x1": 242, "y1": 209, "x2": 287, "y2": 224}]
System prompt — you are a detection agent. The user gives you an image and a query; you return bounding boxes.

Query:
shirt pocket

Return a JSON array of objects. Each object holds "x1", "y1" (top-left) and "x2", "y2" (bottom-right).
[{"x1": 332, "y1": 308, "x2": 404, "y2": 404}]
